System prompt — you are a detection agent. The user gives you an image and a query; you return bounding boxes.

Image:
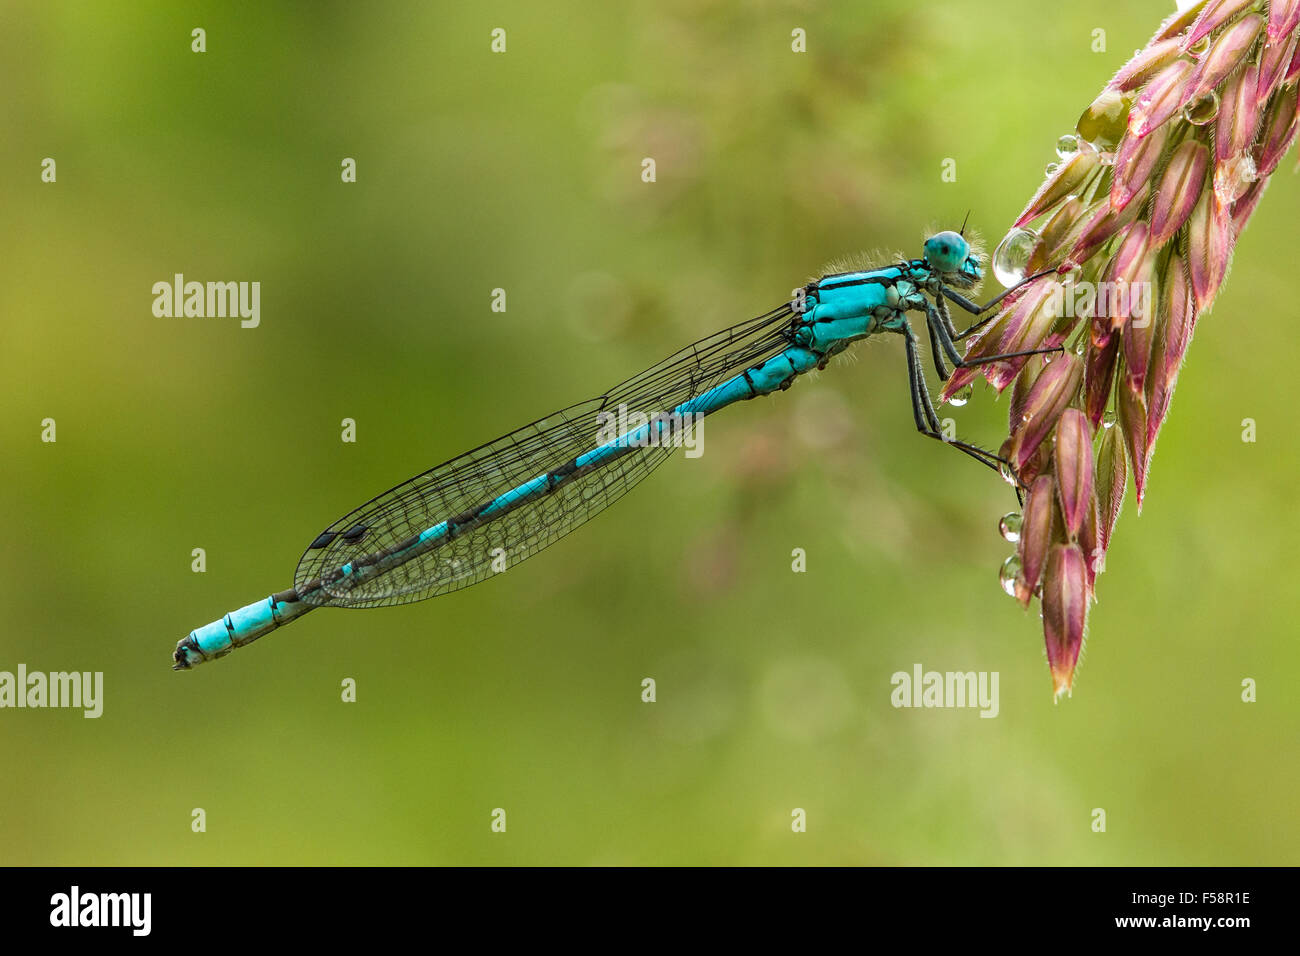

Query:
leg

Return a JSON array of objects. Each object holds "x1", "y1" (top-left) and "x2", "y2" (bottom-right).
[
  {"x1": 899, "y1": 323, "x2": 1013, "y2": 478},
  {"x1": 925, "y1": 302, "x2": 1063, "y2": 371},
  {"x1": 935, "y1": 293, "x2": 961, "y2": 340},
  {"x1": 925, "y1": 313, "x2": 951, "y2": 381},
  {"x1": 946, "y1": 268, "x2": 1058, "y2": 339}
]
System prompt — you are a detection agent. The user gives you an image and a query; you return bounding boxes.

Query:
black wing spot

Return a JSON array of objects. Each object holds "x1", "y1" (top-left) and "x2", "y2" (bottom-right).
[
  {"x1": 342, "y1": 524, "x2": 369, "y2": 543},
  {"x1": 308, "y1": 531, "x2": 338, "y2": 549}
]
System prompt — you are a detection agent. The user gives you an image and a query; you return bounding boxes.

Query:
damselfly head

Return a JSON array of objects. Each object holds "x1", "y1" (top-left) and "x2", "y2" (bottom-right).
[{"x1": 923, "y1": 230, "x2": 982, "y2": 287}]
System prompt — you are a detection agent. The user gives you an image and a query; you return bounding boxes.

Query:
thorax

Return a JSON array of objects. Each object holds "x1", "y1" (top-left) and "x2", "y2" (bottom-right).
[{"x1": 794, "y1": 263, "x2": 928, "y2": 352}]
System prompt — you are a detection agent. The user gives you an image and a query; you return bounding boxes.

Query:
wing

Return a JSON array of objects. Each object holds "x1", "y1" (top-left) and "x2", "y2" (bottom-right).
[{"x1": 294, "y1": 303, "x2": 796, "y2": 608}]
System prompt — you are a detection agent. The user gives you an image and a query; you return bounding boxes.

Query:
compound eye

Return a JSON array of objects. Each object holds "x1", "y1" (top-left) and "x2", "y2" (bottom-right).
[{"x1": 924, "y1": 231, "x2": 971, "y2": 273}]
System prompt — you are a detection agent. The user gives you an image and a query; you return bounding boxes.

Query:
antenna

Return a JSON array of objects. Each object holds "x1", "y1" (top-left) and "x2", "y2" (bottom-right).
[{"x1": 959, "y1": 210, "x2": 971, "y2": 237}]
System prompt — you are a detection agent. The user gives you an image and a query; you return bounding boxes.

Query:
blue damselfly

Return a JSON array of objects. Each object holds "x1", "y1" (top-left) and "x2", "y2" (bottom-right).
[{"x1": 173, "y1": 230, "x2": 1051, "y2": 669}]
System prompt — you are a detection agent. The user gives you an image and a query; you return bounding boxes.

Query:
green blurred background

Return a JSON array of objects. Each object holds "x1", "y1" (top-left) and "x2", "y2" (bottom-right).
[{"x1": 2, "y1": 0, "x2": 1296, "y2": 865}]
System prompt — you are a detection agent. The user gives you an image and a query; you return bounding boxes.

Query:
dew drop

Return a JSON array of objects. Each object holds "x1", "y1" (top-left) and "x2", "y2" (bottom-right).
[
  {"x1": 1045, "y1": 161, "x2": 1061, "y2": 176},
  {"x1": 1183, "y1": 90, "x2": 1219, "y2": 126},
  {"x1": 1102, "y1": 408, "x2": 1117, "y2": 429},
  {"x1": 948, "y1": 384, "x2": 974, "y2": 407},
  {"x1": 1076, "y1": 89, "x2": 1128, "y2": 150},
  {"x1": 992, "y1": 228, "x2": 1039, "y2": 287},
  {"x1": 1056, "y1": 134, "x2": 1080, "y2": 160},
  {"x1": 1188, "y1": 35, "x2": 1210, "y2": 58},
  {"x1": 999, "y1": 512, "x2": 1023, "y2": 543},
  {"x1": 999, "y1": 555, "x2": 1023, "y2": 597}
]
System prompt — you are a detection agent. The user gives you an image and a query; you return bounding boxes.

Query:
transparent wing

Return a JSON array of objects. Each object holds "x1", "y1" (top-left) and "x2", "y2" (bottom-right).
[{"x1": 294, "y1": 303, "x2": 796, "y2": 607}]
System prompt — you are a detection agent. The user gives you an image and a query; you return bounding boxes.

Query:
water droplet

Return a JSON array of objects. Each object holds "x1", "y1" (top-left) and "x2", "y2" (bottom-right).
[
  {"x1": 1102, "y1": 408, "x2": 1117, "y2": 429},
  {"x1": 1076, "y1": 89, "x2": 1128, "y2": 149},
  {"x1": 999, "y1": 555, "x2": 1023, "y2": 597},
  {"x1": 1183, "y1": 90, "x2": 1219, "y2": 126},
  {"x1": 1055, "y1": 134, "x2": 1080, "y2": 160},
  {"x1": 1044, "y1": 161, "x2": 1060, "y2": 176},
  {"x1": 1096, "y1": 149, "x2": 1117, "y2": 166},
  {"x1": 1074, "y1": 339, "x2": 1086, "y2": 356},
  {"x1": 1188, "y1": 35, "x2": 1210, "y2": 58},
  {"x1": 1214, "y1": 154, "x2": 1257, "y2": 205},
  {"x1": 999, "y1": 512, "x2": 1023, "y2": 543},
  {"x1": 992, "y1": 228, "x2": 1039, "y2": 287},
  {"x1": 947, "y1": 384, "x2": 974, "y2": 407}
]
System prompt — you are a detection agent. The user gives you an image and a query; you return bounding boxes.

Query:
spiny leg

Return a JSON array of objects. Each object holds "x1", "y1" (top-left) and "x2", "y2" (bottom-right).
[
  {"x1": 935, "y1": 293, "x2": 961, "y2": 341},
  {"x1": 924, "y1": 302, "x2": 1064, "y2": 371},
  {"x1": 903, "y1": 320, "x2": 1030, "y2": 496},
  {"x1": 903, "y1": 324, "x2": 942, "y2": 434},
  {"x1": 925, "y1": 314, "x2": 951, "y2": 381},
  {"x1": 900, "y1": 324, "x2": 1007, "y2": 476},
  {"x1": 945, "y1": 268, "x2": 1058, "y2": 339},
  {"x1": 936, "y1": 294, "x2": 996, "y2": 355},
  {"x1": 914, "y1": 311, "x2": 1032, "y2": 501},
  {"x1": 944, "y1": 267, "x2": 1059, "y2": 317}
]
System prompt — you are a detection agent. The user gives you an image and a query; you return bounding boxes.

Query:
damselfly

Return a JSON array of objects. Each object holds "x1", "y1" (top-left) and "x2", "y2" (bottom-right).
[{"x1": 173, "y1": 230, "x2": 1052, "y2": 669}]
